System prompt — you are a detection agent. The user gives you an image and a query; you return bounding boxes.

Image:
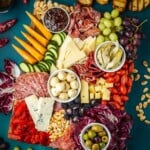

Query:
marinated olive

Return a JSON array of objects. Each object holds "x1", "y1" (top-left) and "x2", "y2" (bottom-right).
[
  {"x1": 102, "y1": 135, "x2": 108, "y2": 143},
  {"x1": 98, "y1": 131, "x2": 106, "y2": 136},
  {"x1": 91, "y1": 125, "x2": 103, "y2": 132},
  {"x1": 85, "y1": 140, "x2": 93, "y2": 148},
  {"x1": 92, "y1": 144, "x2": 99, "y2": 150},
  {"x1": 93, "y1": 136, "x2": 101, "y2": 143},
  {"x1": 99, "y1": 142, "x2": 105, "y2": 149},
  {"x1": 88, "y1": 130, "x2": 96, "y2": 139},
  {"x1": 83, "y1": 133, "x2": 89, "y2": 140}
]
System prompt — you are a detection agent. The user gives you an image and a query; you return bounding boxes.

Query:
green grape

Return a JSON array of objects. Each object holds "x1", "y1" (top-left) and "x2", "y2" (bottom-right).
[
  {"x1": 100, "y1": 18, "x2": 105, "y2": 23},
  {"x1": 114, "y1": 17, "x2": 122, "y2": 27},
  {"x1": 103, "y1": 28, "x2": 111, "y2": 36},
  {"x1": 115, "y1": 26, "x2": 123, "y2": 32},
  {"x1": 104, "y1": 19, "x2": 112, "y2": 28},
  {"x1": 98, "y1": 23, "x2": 106, "y2": 31},
  {"x1": 104, "y1": 36, "x2": 110, "y2": 41},
  {"x1": 111, "y1": 9, "x2": 119, "y2": 18},
  {"x1": 109, "y1": 32, "x2": 118, "y2": 41},
  {"x1": 104, "y1": 12, "x2": 111, "y2": 19},
  {"x1": 96, "y1": 35, "x2": 105, "y2": 45}
]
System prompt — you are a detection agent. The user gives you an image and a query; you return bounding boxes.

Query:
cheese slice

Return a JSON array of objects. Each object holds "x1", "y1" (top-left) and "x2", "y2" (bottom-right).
[
  {"x1": 80, "y1": 80, "x2": 89, "y2": 103},
  {"x1": 36, "y1": 97, "x2": 55, "y2": 132},
  {"x1": 25, "y1": 95, "x2": 39, "y2": 125}
]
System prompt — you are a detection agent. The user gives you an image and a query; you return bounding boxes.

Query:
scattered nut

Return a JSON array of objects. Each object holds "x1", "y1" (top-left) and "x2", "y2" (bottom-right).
[
  {"x1": 141, "y1": 94, "x2": 145, "y2": 101},
  {"x1": 143, "y1": 102, "x2": 148, "y2": 108},
  {"x1": 134, "y1": 74, "x2": 140, "y2": 81},
  {"x1": 145, "y1": 94, "x2": 150, "y2": 99},
  {"x1": 147, "y1": 68, "x2": 150, "y2": 73},
  {"x1": 143, "y1": 60, "x2": 149, "y2": 67},
  {"x1": 141, "y1": 80, "x2": 148, "y2": 86},
  {"x1": 133, "y1": 68, "x2": 138, "y2": 73},
  {"x1": 143, "y1": 87, "x2": 149, "y2": 93},
  {"x1": 144, "y1": 120, "x2": 150, "y2": 125},
  {"x1": 144, "y1": 75, "x2": 150, "y2": 80}
]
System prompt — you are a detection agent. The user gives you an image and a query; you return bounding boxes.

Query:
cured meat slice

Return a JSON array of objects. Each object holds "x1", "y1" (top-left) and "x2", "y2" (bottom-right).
[{"x1": 14, "y1": 72, "x2": 49, "y2": 100}]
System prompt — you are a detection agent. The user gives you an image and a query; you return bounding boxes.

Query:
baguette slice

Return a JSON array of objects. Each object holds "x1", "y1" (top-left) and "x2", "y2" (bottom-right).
[
  {"x1": 113, "y1": 0, "x2": 127, "y2": 12},
  {"x1": 144, "y1": 0, "x2": 150, "y2": 8},
  {"x1": 138, "y1": 0, "x2": 144, "y2": 11},
  {"x1": 96, "y1": 0, "x2": 109, "y2": 5},
  {"x1": 132, "y1": 0, "x2": 138, "y2": 11}
]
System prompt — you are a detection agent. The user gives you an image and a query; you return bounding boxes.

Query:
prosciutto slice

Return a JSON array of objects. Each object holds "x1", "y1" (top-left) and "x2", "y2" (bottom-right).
[{"x1": 14, "y1": 72, "x2": 49, "y2": 100}]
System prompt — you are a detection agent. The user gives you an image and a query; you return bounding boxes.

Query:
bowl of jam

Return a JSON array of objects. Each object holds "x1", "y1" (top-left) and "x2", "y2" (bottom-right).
[{"x1": 43, "y1": 7, "x2": 70, "y2": 33}]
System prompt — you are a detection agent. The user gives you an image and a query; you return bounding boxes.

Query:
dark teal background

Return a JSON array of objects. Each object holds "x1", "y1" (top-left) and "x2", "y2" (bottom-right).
[{"x1": 0, "y1": 0, "x2": 150, "y2": 150}]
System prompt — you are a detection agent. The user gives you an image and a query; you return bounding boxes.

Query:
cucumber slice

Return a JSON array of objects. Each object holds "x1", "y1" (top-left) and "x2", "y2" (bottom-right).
[
  {"x1": 44, "y1": 54, "x2": 55, "y2": 63},
  {"x1": 51, "y1": 34, "x2": 63, "y2": 46},
  {"x1": 45, "y1": 51, "x2": 55, "y2": 59},
  {"x1": 47, "y1": 48, "x2": 58, "y2": 59},
  {"x1": 20, "y1": 62, "x2": 34, "y2": 73},
  {"x1": 58, "y1": 32, "x2": 66, "y2": 41},
  {"x1": 38, "y1": 61, "x2": 50, "y2": 72},
  {"x1": 33, "y1": 65, "x2": 41, "y2": 72},
  {"x1": 47, "y1": 43, "x2": 57, "y2": 50},
  {"x1": 50, "y1": 40, "x2": 59, "y2": 47}
]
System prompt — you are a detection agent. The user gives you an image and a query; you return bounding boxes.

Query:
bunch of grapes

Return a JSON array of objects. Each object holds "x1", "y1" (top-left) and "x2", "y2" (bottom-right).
[
  {"x1": 119, "y1": 17, "x2": 146, "y2": 60},
  {"x1": 96, "y1": 9, "x2": 123, "y2": 45}
]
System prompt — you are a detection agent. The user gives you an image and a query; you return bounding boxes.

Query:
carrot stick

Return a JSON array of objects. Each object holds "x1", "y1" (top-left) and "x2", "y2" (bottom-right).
[
  {"x1": 25, "y1": 11, "x2": 52, "y2": 40},
  {"x1": 14, "y1": 36, "x2": 43, "y2": 61},
  {"x1": 21, "y1": 31, "x2": 46, "y2": 55},
  {"x1": 23, "y1": 24, "x2": 48, "y2": 47},
  {"x1": 12, "y1": 44, "x2": 37, "y2": 64}
]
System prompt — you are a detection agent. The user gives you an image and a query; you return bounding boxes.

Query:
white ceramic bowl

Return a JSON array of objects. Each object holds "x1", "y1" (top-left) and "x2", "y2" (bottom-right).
[
  {"x1": 43, "y1": 7, "x2": 70, "y2": 33},
  {"x1": 80, "y1": 123, "x2": 111, "y2": 150},
  {"x1": 47, "y1": 69, "x2": 81, "y2": 103},
  {"x1": 94, "y1": 41, "x2": 126, "y2": 72}
]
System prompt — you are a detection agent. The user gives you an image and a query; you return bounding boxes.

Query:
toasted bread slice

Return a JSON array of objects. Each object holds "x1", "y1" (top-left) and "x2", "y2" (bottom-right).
[
  {"x1": 144, "y1": 0, "x2": 150, "y2": 8},
  {"x1": 96, "y1": 0, "x2": 109, "y2": 5},
  {"x1": 138, "y1": 0, "x2": 144, "y2": 11},
  {"x1": 132, "y1": 0, "x2": 138, "y2": 11},
  {"x1": 113, "y1": 0, "x2": 127, "y2": 12}
]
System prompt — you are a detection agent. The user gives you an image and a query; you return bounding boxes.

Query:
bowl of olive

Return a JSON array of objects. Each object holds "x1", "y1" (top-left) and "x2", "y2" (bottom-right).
[{"x1": 80, "y1": 123, "x2": 111, "y2": 150}]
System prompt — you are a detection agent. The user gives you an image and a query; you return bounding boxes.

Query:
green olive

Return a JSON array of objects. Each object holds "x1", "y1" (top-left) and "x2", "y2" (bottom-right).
[
  {"x1": 101, "y1": 135, "x2": 108, "y2": 143},
  {"x1": 92, "y1": 144, "x2": 100, "y2": 150},
  {"x1": 99, "y1": 142, "x2": 105, "y2": 149},
  {"x1": 88, "y1": 130, "x2": 96, "y2": 139},
  {"x1": 91, "y1": 125, "x2": 103, "y2": 132},
  {"x1": 98, "y1": 131, "x2": 106, "y2": 136},
  {"x1": 13, "y1": 146, "x2": 21, "y2": 150},
  {"x1": 83, "y1": 133, "x2": 89, "y2": 140},
  {"x1": 85, "y1": 140, "x2": 93, "y2": 148}
]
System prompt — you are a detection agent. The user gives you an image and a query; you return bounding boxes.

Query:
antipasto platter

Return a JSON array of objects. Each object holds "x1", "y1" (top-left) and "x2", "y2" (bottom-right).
[{"x1": 1, "y1": 0, "x2": 150, "y2": 150}]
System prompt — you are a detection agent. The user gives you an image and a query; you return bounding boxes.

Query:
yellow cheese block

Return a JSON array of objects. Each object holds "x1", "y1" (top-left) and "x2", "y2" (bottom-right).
[{"x1": 80, "y1": 80, "x2": 89, "y2": 103}]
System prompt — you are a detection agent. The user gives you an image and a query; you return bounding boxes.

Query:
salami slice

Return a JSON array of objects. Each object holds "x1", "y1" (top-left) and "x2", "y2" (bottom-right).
[{"x1": 14, "y1": 72, "x2": 49, "y2": 100}]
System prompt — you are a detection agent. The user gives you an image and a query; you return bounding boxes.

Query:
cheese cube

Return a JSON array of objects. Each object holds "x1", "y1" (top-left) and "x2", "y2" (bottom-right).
[
  {"x1": 104, "y1": 82, "x2": 113, "y2": 88},
  {"x1": 95, "y1": 92, "x2": 101, "y2": 99},
  {"x1": 97, "y1": 78, "x2": 106, "y2": 85},
  {"x1": 80, "y1": 80, "x2": 89, "y2": 103},
  {"x1": 95, "y1": 85, "x2": 101, "y2": 92},
  {"x1": 90, "y1": 93, "x2": 95, "y2": 100},
  {"x1": 102, "y1": 89, "x2": 111, "y2": 100},
  {"x1": 89, "y1": 85, "x2": 95, "y2": 93}
]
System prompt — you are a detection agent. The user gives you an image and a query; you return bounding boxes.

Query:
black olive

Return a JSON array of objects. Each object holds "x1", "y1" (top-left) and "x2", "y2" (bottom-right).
[
  {"x1": 74, "y1": 96, "x2": 81, "y2": 104},
  {"x1": 90, "y1": 99, "x2": 99, "y2": 107},
  {"x1": 83, "y1": 103, "x2": 91, "y2": 109},
  {"x1": 64, "y1": 113, "x2": 70, "y2": 120},
  {"x1": 72, "y1": 104, "x2": 80, "y2": 110},
  {"x1": 68, "y1": 101, "x2": 75, "y2": 107},
  {"x1": 61, "y1": 103, "x2": 68, "y2": 109},
  {"x1": 93, "y1": 136, "x2": 101, "y2": 143},
  {"x1": 72, "y1": 116, "x2": 79, "y2": 123},
  {"x1": 72, "y1": 108, "x2": 79, "y2": 116},
  {"x1": 66, "y1": 108, "x2": 72, "y2": 115},
  {"x1": 79, "y1": 108, "x2": 85, "y2": 117}
]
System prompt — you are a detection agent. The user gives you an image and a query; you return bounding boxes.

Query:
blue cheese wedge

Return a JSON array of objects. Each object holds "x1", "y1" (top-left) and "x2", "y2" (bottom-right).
[
  {"x1": 25, "y1": 95, "x2": 55, "y2": 132},
  {"x1": 36, "y1": 97, "x2": 55, "y2": 132}
]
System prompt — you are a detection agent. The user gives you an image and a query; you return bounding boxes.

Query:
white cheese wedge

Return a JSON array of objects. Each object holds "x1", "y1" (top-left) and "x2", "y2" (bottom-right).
[
  {"x1": 80, "y1": 80, "x2": 89, "y2": 103},
  {"x1": 57, "y1": 35, "x2": 86, "y2": 69},
  {"x1": 36, "y1": 97, "x2": 55, "y2": 132},
  {"x1": 25, "y1": 95, "x2": 55, "y2": 132},
  {"x1": 25, "y1": 95, "x2": 39, "y2": 125}
]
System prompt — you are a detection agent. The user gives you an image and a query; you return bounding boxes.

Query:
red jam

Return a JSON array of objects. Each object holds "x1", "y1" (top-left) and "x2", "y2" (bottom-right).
[{"x1": 44, "y1": 7, "x2": 69, "y2": 33}]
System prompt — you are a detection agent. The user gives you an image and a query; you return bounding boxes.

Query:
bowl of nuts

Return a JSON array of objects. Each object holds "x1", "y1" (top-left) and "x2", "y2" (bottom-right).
[
  {"x1": 47, "y1": 69, "x2": 81, "y2": 103},
  {"x1": 80, "y1": 123, "x2": 111, "y2": 150}
]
